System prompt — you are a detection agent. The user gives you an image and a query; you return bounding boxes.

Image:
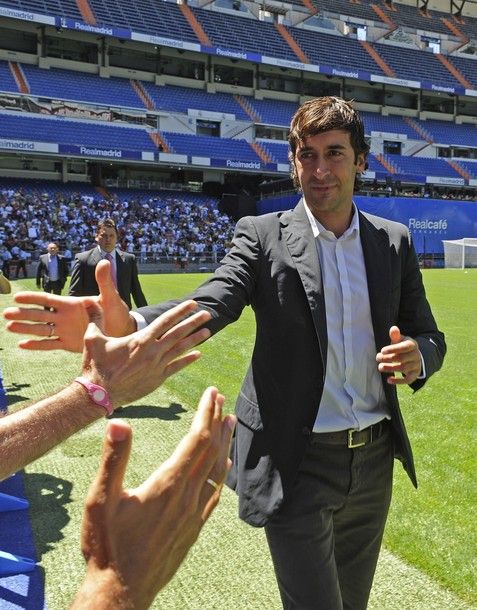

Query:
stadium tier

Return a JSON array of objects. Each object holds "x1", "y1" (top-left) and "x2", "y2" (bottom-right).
[
  {"x1": 260, "y1": 141, "x2": 290, "y2": 165},
  {"x1": 20, "y1": 64, "x2": 146, "y2": 110},
  {"x1": 93, "y1": 0, "x2": 198, "y2": 42},
  {"x1": 0, "y1": 112, "x2": 157, "y2": 151},
  {"x1": 0, "y1": 60, "x2": 18, "y2": 92},
  {"x1": 190, "y1": 6, "x2": 297, "y2": 61},
  {"x1": 314, "y1": 0, "x2": 379, "y2": 24},
  {"x1": 140, "y1": 83, "x2": 250, "y2": 120},
  {"x1": 249, "y1": 98, "x2": 297, "y2": 128},
  {"x1": 416, "y1": 120, "x2": 477, "y2": 146},
  {"x1": 290, "y1": 29, "x2": 385, "y2": 76},
  {"x1": 162, "y1": 132, "x2": 264, "y2": 163},
  {"x1": 373, "y1": 42, "x2": 462, "y2": 88},
  {"x1": 0, "y1": 0, "x2": 81, "y2": 19},
  {"x1": 388, "y1": 156, "x2": 462, "y2": 178},
  {"x1": 372, "y1": 2, "x2": 452, "y2": 36},
  {"x1": 457, "y1": 161, "x2": 477, "y2": 179},
  {"x1": 0, "y1": 0, "x2": 476, "y2": 193}
]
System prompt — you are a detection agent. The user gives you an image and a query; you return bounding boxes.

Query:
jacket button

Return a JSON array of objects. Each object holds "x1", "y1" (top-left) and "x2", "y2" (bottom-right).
[{"x1": 302, "y1": 426, "x2": 311, "y2": 436}]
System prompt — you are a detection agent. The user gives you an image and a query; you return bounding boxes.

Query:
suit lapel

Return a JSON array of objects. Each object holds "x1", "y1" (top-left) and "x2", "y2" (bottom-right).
[
  {"x1": 359, "y1": 212, "x2": 392, "y2": 352},
  {"x1": 89, "y1": 247, "x2": 102, "y2": 266},
  {"x1": 281, "y1": 199, "x2": 327, "y2": 373},
  {"x1": 115, "y1": 250, "x2": 127, "y2": 301}
]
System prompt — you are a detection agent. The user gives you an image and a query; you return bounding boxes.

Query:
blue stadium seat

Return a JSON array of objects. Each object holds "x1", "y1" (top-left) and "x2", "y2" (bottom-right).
[{"x1": 20, "y1": 64, "x2": 146, "y2": 109}]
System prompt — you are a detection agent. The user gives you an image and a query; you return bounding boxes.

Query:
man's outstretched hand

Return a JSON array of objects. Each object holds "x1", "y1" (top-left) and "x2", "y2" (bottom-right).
[
  {"x1": 80, "y1": 299, "x2": 211, "y2": 407},
  {"x1": 4, "y1": 260, "x2": 136, "y2": 352},
  {"x1": 71, "y1": 387, "x2": 236, "y2": 610}
]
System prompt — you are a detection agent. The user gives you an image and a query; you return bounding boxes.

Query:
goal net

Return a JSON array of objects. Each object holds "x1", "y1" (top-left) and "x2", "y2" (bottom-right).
[{"x1": 443, "y1": 238, "x2": 477, "y2": 269}]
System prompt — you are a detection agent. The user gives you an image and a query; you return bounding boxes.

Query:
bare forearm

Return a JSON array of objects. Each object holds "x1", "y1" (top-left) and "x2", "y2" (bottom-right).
[{"x1": 0, "y1": 384, "x2": 103, "y2": 481}]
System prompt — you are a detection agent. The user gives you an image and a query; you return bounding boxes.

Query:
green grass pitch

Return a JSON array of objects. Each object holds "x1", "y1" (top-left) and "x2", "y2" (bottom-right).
[{"x1": 0, "y1": 269, "x2": 475, "y2": 609}]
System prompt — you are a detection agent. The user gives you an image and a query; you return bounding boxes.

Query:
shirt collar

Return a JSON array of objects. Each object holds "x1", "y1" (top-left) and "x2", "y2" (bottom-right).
[
  {"x1": 98, "y1": 246, "x2": 116, "y2": 258},
  {"x1": 303, "y1": 200, "x2": 360, "y2": 240}
]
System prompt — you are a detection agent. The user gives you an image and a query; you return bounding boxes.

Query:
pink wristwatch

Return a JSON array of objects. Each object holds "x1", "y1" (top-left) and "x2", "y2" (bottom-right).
[{"x1": 74, "y1": 377, "x2": 114, "y2": 416}]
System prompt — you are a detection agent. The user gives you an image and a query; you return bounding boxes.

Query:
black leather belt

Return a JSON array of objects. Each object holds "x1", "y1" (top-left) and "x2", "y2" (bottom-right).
[{"x1": 310, "y1": 419, "x2": 389, "y2": 449}]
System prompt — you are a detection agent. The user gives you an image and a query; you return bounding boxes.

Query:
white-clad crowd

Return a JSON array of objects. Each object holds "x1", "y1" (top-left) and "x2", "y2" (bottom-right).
[{"x1": 0, "y1": 183, "x2": 236, "y2": 276}]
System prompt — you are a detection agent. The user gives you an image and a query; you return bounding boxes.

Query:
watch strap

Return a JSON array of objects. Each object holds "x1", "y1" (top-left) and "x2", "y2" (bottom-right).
[{"x1": 74, "y1": 377, "x2": 113, "y2": 416}]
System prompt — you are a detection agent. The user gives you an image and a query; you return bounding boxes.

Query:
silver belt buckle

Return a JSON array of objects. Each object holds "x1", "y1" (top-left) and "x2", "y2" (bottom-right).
[{"x1": 348, "y1": 429, "x2": 366, "y2": 449}]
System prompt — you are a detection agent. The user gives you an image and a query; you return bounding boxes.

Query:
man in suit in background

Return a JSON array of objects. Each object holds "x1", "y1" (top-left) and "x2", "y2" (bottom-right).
[
  {"x1": 5, "y1": 98, "x2": 446, "y2": 609},
  {"x1": 36, "y1": 242, "x2": 69, "y2": 295},
  {"x1": 69, "y1": 218, "x2": 147, "y2": 309}
]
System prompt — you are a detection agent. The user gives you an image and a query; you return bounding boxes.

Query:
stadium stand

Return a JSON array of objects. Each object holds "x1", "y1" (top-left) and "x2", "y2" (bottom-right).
[
  {"x1": 415, "y1": 119, "x2": 477, "y2": 146},
  {"x1": 141, "y1": 83, "x2": 251, "y2": 119},
  {"x1": 316, "y1": 0, "x2": 380, "y2": 24},
  {"x1": 0, "y1": 60, "x2": 19, "y2": 92},
  {"x1": 0, "y1": 0, "x2": 82, "y2": 19},
  {"x1": 0, "y1": 112, "x2": 157, "y2": 151},
  {"x1": 161, "y1": 132, "x2": 265, "y2": 163},
  {"x1": 373, "y1": 42, "x2": 463, "y2": 87},
  {"x1": 190, "y1": 6, "x2": 299, "y2": 61},
  {"x1": 377, "y1": 2, "x2": 454, "y2": 36},
  {"x1": 0, "y1": 0, "x2": 476, "y2": 217},
  {"x1": 20, "y1": 64, "x2": 146, "y2": 109},
  {"x1": 290, "y1": 29, "x2": 385, "y2": 75}
]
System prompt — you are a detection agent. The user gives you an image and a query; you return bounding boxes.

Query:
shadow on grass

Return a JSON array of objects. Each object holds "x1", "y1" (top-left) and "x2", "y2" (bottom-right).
[
  {"x1": 23, "y1": 472, "x2": 72, "y2": 558},
  {"x1": 6, "y1": 395, "x2": 31, "y2": 407},
  {"x1": 5, "y1": 382, "x2": 32, "y2": 407},
  {"x1": 110, "y1": 402, "x2": 187, "y2": 420}
]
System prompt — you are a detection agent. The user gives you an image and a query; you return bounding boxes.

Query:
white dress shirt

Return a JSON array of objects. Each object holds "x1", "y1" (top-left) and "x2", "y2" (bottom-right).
[
  {"x1": 304, "y1": 202, "x2": 390, "y2": 433},
  {"x1": 48, "y1": 254, "x2": 59, "y2": 281},
  {"x1": 99, "y1": 246, "x2": 117, "y2": 274}
]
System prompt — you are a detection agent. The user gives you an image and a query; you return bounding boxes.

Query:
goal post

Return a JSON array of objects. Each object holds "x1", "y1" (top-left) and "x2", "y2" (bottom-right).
[{"x1": 443, "y1": 238, "x2": 477, "y2": 269}]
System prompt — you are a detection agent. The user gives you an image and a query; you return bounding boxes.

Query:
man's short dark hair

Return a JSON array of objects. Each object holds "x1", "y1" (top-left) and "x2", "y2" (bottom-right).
[
  {"x1": 96, "y1": 218, "x2": 118, "y2": 235},
  {"x1": 288, "y1": 96, "x2": 370, "y2": 190}
]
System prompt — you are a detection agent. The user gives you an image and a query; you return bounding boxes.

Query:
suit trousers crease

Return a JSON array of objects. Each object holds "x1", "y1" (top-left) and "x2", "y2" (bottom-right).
[{"x1": 265, "y1": 428, "x2": 394, "y2": 610}]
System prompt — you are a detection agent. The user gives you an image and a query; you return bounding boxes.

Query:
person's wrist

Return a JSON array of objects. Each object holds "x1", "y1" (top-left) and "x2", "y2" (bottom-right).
[
  {"x1": 74, "y1": 376, "x2": 114, "y2": 416},
  {"x1": 72, "y1": 567, "x2": 134, "y2": 609}
]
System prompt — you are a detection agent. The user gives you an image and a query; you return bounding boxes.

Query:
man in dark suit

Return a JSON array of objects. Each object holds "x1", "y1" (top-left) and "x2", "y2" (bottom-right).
[
  {"x1": 5, "y1": 98, "x2": 446, "y2": 609},
  {"x1": 130, "y1": 98, "x2": 446, "y2": 609},
  {"x1": 69, "y1": 218, "x2": 147, "y2": 309},
  {"x1": 36, "y1": 243, "x2": 69, "y2": 295}
]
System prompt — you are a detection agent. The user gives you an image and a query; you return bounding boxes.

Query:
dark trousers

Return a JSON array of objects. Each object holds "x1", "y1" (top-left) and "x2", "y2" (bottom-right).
[
  {"x1": 44, "y1": 280, "x2": 63, "y2": 295},
  {"x1": 265, "y1": 426, "x2": 393, "y2": 610},
  {"x1": 14, "y1": 260, "x2": 27, "y2": 278}
]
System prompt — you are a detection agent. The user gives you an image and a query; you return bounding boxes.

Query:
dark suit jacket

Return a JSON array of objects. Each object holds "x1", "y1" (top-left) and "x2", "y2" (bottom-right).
[
  {"x1": 36, "y1": 254, "x2": 69, "y2": 290},
  {"x1": 68, "y1": 247, "x2": 147, "y2": 309},
  {"x1": 137, "y1": 201, "x2": 446, "y2": 527}
]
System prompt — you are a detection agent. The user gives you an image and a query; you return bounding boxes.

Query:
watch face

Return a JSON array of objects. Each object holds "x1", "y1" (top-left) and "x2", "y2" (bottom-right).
[{"x1": 92, "y1": 388, "x2": 106, "y2": 404}]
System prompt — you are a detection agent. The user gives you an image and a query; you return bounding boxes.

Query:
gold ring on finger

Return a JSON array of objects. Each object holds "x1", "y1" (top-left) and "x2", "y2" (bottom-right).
[{"x1": 206, "y1": 478, "x2": 221, "y2": 493}]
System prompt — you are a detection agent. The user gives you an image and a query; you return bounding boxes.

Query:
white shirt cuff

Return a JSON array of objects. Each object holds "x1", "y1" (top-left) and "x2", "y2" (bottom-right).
[
  {"x1": 417, "y1": 351, "x2": 426, "y2": 379},
  {"x1": 130, "y1": 310, "x2": 148, "y2": 330}
]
